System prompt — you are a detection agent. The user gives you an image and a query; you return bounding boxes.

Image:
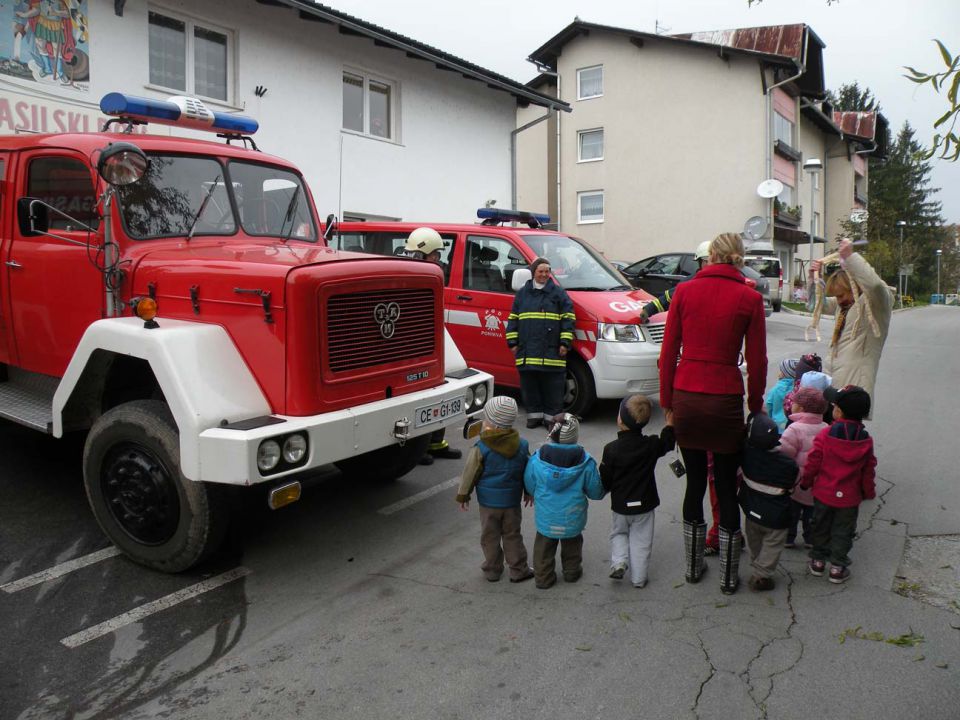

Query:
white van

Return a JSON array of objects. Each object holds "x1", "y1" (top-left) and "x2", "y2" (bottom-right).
[{"x1": 744, "y1": 255, "x2": 783, "y2": 312}]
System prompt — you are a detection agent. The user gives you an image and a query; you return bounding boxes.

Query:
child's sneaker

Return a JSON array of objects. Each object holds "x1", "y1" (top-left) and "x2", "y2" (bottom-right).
[
  {"x1": 632, "y1": 579, "x2": 647, "y2": 589},
  {"x1": 609, "y1": 563, "x2": 627, "y2": 580},
  {"x1": 748, "y1": 575, "x2": 775, "y2": 592},
  {"x1": 808, "y1": 558, "x2": 826, "y2": 576},
  {"x1": 828, "y1": 565, "x2": 850, "y2": 584}
]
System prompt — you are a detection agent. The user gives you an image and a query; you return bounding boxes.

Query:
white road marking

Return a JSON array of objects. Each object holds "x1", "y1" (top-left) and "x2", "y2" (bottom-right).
[
  {"x1": 378, "y1": 477, "x2": 459, "y2": 516},
  {"x1": 60, "y1": 566, "x2": 252, "y2": 649},
  {"x1": 1, "y1": 546, "x2": 122, "y2": 594}
]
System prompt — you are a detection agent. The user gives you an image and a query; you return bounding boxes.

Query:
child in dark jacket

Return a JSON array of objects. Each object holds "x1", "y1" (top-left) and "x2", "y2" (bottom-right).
[
  {"x1": 799, "y1": 385, "x2": 877, "y2": 584},
  {"x1": 524, "y1": 414, "x2": 604, "y2": 589},
  {"x1": 599, "y1": 394, "x2": 675, "y2": 588},
  {"x1": 738, "y1": 414, "x2": 799, "y2": 592},
  {"x1": 456, "y1": 396, "x2": 534, "y2": 583}
]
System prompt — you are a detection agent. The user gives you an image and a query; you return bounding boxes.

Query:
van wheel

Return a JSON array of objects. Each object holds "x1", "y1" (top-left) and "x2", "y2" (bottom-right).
[
  {"x1": 83, "y1": 400, "x2": 228, "y2": 573},
  {"x1": 334, "y1": 433, "x2": 431, "y2": 483},
  {"x1": 563, "y1": 356, "x2": 596, "y2": 417}
]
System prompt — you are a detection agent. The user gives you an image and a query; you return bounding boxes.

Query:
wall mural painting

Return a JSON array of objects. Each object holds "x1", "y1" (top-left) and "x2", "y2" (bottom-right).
[{"x1": 0, "y1": 0, "x2": 90, "y2": 91}]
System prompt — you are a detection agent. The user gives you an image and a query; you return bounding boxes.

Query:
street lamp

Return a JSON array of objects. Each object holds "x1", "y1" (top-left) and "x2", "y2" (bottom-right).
[
  {"x1": 803, "y1": 158, "x2": 823, "y2": 269},
  {"x1": 896, "y1": 220, "x2": 907, "y2": 309},
  {"x1": 937, "y1": 248, "x2": 943, "y2": 303}
]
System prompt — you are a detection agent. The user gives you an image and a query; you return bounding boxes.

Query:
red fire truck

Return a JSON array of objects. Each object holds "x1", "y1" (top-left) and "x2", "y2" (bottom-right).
[{"x1": 0, "y1": 93, "x2": 492, "y2": 572}]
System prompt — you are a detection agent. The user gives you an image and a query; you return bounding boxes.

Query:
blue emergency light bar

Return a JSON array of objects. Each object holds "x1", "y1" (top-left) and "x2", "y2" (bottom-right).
[
  {"x1": 100, "y1": 92, "x2": 259, "y2": 135},
  {"x1": 477, "y1": 208, "x2": 550, "y2": 228}
]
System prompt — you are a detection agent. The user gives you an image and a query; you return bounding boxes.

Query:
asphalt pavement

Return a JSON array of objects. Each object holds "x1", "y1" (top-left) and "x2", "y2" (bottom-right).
[{"x1": 1, "y1": 307, "x2": 958, "y2": 719}]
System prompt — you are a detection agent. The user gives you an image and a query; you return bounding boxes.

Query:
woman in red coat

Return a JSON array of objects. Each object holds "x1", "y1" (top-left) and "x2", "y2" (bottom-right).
[{"x1": 659, "y1": 232, "x2": 767, "y2": 594}]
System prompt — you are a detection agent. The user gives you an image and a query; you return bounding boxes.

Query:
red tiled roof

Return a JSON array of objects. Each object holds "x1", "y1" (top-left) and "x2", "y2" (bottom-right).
[
  {"x1": 672, "y1": 24, "x2": 813, "y2": 62},
  {"x1": 833, "y1": 112, "x2": 877, "y2": 140}
]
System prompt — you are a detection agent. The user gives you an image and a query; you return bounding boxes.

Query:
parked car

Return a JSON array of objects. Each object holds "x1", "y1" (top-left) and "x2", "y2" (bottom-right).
[
  {"x1": 744, "y1": 255, "x2": 783, "y2": 312},
  {"x1": 620, "y1": 252, "x2": 773, "y2": 317}
]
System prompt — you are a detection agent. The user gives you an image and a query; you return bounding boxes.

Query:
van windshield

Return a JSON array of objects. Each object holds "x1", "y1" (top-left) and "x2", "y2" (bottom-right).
[
  {"x1": 745, "y1": 257, "x2": 779, "y2": 278},
  {"x1": 520, "y1": 234, "x2": 629, "y2": 291},
  {"x1": 116, "y1": 155, "x2": 316, "y2": 241}
]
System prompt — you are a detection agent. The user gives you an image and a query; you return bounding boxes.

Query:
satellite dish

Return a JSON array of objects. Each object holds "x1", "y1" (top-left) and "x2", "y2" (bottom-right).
[
  {"x1": 757, "y1": 179, "x2": 784, "y2": 199},
  {"x1": 743, "y1": 215, "x2": 768, "y2": 240},
  {"x1": 849, "y1": 209, "x2": 869, "y2": 224}
]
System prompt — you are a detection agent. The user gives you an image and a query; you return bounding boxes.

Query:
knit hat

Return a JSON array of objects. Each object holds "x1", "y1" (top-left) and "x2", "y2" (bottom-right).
[
  {"x1": 746, "y1": 413, "x2": 780, "y2": 450},
  {"x1": 529, "y1": 256, "x2": 551, "y2": 276},
  {"x1": 483, "y1": 395, "x2": 517, "y2": 428},
  {"x1": 799, "y1": 371, "x2": 832, "y2": 393},
  {"x1": 792, "y1": 386, "x2": 828, "y2": 415},
  {"x1": 794, "y1": 353, "x2": 823, "y2": 380},
  {"x1": 549, "y1": 413, "x2": 579, "y2": 444},
  {"x1": 824, "y1": 385, "x2": 871, "y2": 422},
  {"x1": 779, "y1": 358, "x2": 799, "y2": 379}
]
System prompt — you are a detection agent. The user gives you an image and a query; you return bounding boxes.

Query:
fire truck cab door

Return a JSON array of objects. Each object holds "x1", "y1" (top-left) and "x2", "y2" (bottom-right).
[
  {"x1": 0, "y1": 152, "x2": 10, "y2": 365},
  {"x1": 444, "y1": 233, "x2": 522, "y2": 387},
  {"x1": 8, "y1": 151, "x2": 104, "y2": 376}
]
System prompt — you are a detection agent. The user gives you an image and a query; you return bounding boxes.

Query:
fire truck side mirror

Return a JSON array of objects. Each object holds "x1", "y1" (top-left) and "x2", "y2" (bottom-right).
[
  {"x1": 322, "y1": 213, "x2": 337, "y2": 242},
  {"x1": 510, "y1": 268, "x2": 531, "y2": 292},
  {"x1": 17, "y1": 198, "x2": 49, "y2": 237}
]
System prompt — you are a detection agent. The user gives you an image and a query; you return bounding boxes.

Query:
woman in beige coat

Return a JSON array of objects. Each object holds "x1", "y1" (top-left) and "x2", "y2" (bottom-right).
[{"x1": 808, "y1": 239, "x2": 893, "y2": 418}]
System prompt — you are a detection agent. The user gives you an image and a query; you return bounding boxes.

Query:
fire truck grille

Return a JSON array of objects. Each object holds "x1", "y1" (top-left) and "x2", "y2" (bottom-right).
[
  {"x1": 327, "y1": 288, "x2": 436, "y2": 373},
  {"x1": 644, "y1": 322, "x2": 665, "y2": 344}
]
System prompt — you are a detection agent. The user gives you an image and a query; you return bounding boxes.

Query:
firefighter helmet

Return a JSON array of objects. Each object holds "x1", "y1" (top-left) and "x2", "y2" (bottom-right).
[
  {"x1": 404, "y1": 227, "x2": 444, "y2": 256},
  {"x1": 694, "y1": 240, "x2": 712, "y2": 261}
]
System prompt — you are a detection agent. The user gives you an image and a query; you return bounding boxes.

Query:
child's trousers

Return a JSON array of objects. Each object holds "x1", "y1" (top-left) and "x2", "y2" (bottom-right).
[
  {"x1": 479, "y1": 506, "x2": 529, "y2": 580},
  {"x1": 533, "y1": 532, "x2": 582, "y2": 586},
  {"x1": 743, "y1": 519, "x2": 787, "y2": 578},
  {"x1": 809, "y1": 500, "x2": 859, "y2": 568},
  {"x1": 609, "y1": 510, "x2": 655, "y2": 585}
]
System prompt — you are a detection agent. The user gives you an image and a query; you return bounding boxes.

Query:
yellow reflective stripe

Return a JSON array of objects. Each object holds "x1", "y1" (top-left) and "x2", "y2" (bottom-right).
[
  {"x1": 515, "y1": 357, "x2": 525, "y2": 366},
  {"x1": 560, "y1": 332, "x2": 574, "y2": 340},
  {"x1": 505, "y1": 332, "x2": 518, "y2": 339},
  {"x1": 652, "y1": 298, "x2": 664, "y2": 313},
  {"x1": 507, "y1": 313, "x2": 519, "y2": 320},
  {"x1": 516, "y1": 357, "x2": 566, "y2": 367},
  {"x1": 561, "y1": 312, "x2": 577, "y2": 320},
  {"x1": 517, "y1": 311, "x2": 562, "y2": 320},
  {"x1": 542, "y1": 359, "x2": 566, "y2": 367}
]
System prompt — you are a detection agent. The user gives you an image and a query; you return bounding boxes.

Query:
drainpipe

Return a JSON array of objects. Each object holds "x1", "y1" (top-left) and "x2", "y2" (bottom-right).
[
  {"x1": 530, "y1": 64, "x2": 562, "y2": 231},
  {"x1": 511, "y1": 109, "x2": 554, "y2": 211}
]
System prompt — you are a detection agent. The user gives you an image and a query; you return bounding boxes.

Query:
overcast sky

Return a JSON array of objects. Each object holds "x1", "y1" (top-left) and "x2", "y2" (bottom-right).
[{"x1": 330, "y1": 0, "x2": 959, "y2": 224}]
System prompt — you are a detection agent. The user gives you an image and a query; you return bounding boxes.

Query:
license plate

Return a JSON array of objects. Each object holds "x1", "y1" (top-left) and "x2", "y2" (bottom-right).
[{"x1": 415, "y1": 397, "x2": 464, "y2": 428}]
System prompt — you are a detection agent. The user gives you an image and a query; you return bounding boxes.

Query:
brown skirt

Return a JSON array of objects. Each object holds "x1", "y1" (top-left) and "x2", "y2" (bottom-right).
[{"x1": 672, "y1": 389, "x2": 745, "y2": 454}]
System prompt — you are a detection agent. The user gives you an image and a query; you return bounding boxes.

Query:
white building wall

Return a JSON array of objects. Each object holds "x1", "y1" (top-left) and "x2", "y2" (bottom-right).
[
  {"x1": 1, "y1": 0, "x2": 518, "y2": 223},
  {"x1": 552, "y1": 34, "x2": 769, "y2": 262}
]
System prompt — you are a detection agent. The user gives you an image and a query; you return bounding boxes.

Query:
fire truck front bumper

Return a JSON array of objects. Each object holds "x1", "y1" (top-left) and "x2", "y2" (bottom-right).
[
  {"x1": 587, "y1": 337, "x2": 661, "y2": 399},
  {"x1": 195, "y1": 370, "x2": 493, "y2": 485}
]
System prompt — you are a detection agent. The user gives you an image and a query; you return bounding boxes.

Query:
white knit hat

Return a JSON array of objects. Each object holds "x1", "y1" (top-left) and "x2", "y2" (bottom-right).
[
  {"x1": 550, "y1": 413, "x2": 579, "y2": 444},
  {"x1": 483, "y1": 396, "x2": 518, "y2": 428}
]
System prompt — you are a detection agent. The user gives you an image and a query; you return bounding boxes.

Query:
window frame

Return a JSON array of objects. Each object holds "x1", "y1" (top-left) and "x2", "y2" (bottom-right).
[
  {"x1": 576, "y1": 65, "x2": 603, "y2": 101},
  {"x1": 25, "y1": 154, "x2": 100, "y2": 233},
  {"x1": 147, "y1": 6, "x2": 235, "y2": 105},
  {"x1": 577, "y1": 128, "x2": 604, "y2": 163},
  {"x1": 342, "y1": 67, "x2": 399, "y2": 142},
  {"x1": 577, "y1": 190, "x2": 604, "y2": 224}
]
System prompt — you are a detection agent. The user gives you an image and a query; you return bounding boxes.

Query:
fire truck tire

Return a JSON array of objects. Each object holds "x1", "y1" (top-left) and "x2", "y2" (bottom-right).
[
  {"x1": 563, "y1": 356, "x2": 596, "y2": 417},
  {"x1": 82, "y1": 400, "x2": 228, "y2": 573},
  {"x1": 334, "y1": 433, "x2": 431, "y2": 483}
]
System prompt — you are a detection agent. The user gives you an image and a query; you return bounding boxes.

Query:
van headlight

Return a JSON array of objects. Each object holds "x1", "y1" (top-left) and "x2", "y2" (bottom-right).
[
  {"x1": 283, "y1": 434, "x2": 308, "y2": 463},
  {"x1": 473, "y1": 382, "x2": 488, "y2": 408},
  {"x1": 257, "y1": 440, "x2": 281, "y2": 472},
  {"x1": 464, "y1": 386, "x2": 475, "y2": 408},
  {"x1": 598, "y1": 323, "x2": 645, "y2": 342}
]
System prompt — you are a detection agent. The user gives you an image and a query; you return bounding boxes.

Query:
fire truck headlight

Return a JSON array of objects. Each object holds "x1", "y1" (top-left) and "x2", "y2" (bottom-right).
[
  {"x1": 282, "y1": 434, "x2": 308, "y2": 464},
  {"x1": 257, "y1": 439, "x2": 282, "y2": 472},
  {"x1": 473, "y1": 383, "x2": 488, "y2": 408},
  {"x1": 464, "y1": 386, "x2": 475, "y2": 408},
  {"x1": 598, "y1": 323, "x2": 645, "y2": 342}
]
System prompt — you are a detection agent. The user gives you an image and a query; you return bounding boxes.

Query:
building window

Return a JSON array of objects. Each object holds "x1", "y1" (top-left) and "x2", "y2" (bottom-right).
[
  {"x1": 578, "y1": 129, "x2": 604, "y2": 162},
  {"x1": 577, "y1": 66, "x2": 603, "y2": 100},
  {"x1": 577, "y1": 191, "x2": 604, "y2": 223},
  {"x1": 28, "y1": 157, "x2": 99, "y2": 231},
  {"x1": 773, "y1": 112, "x2": 793, "y2": 146},
  {"x1": 342, "y1": 71, "x2": 395, "y2": 140},
  {"x1": 148, "y1": 10, "x2": 232, "y2": 102}
]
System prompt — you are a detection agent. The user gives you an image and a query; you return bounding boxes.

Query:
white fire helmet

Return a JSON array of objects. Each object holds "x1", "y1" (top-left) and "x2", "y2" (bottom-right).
[
  {"x1": 404, "y1": 227, "x2": 444, "y2": 256},
  {"x1": 694, "y1": 240, "x2": 712, "y2": 261}
]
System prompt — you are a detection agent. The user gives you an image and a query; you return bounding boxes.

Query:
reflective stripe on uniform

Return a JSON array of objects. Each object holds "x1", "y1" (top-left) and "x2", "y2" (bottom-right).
[
  {"x1": 518, "y1": 311, "x2": 562, "y2": 321},
  {"x1": 516, "y1": 357, "x2": 566, "y2": 367}
]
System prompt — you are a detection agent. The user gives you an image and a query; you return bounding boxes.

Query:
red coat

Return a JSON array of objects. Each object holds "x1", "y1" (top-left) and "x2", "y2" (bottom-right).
[
  {"x1": 799, "y1": 421, "x2": 877, "y2": 508},
  {"x1": 659, "y1": 263, "x2": 767, "y2": 413}
]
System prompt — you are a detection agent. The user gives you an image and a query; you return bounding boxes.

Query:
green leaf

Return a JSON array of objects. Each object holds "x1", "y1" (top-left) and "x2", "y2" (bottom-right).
[
  {"x1": 948, "y1": 72, "x2": 960, "y2": 106},
  {"x1": 935, "y1": 662, "x2": 949, "y2": 669},
  {"x1": 933, "y1": 107, "x2": 957, "y2": 129},
  {"x1": 619, "y1": 612, "x2": 633, "y2": 623},
  {"x1": 903, "y1": 66, "x2": 928, "y2": 78},
  {"x1": 903, "y1": 74, "x2": 929, "y2": 85},
  {"x1": 575, "y1": 645, "x2": 592, "y2": 652},
  {"x1": 935, "y1": 39, "x2": 953, "y2": 68},
  {"x1": 715, "y1": 602, "x2": 729, "y2": 608}
]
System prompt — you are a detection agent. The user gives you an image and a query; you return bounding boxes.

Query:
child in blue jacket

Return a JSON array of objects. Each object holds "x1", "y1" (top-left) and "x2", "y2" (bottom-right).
[
  {"x1": 765, "y1": 358, "x2": 797, "y2": 430},
  {"x1": 524, "y1": 414, "x2": 604, "y2": 589}
]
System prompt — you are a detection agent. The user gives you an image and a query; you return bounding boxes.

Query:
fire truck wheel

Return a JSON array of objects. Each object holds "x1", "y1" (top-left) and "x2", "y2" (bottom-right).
[
  {"x1": 563, "y1": 356, "x2": 597, "y2": 417},
  {"x1": 334, "y1": 433, "x2": 431, "y2": 483},
  {"x1": 83, "y1": 400, "x2": 228, "y2": 573}
]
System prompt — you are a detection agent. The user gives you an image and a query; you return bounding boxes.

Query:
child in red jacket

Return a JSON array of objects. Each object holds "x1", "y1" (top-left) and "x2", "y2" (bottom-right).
[{"x1": 799, "y1": 385, "x2": 877, "y2": 584}]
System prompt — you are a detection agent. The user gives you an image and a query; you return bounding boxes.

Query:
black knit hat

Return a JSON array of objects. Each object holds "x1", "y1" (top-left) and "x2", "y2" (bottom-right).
[
  {"x1": 747, "y1": 413, "x2": 780, "y2": 450},
  {"x1": 529, "y1": 257, "x2": 551, "y2": 276},
  {"x1": 795, "y1": 353, "x2": 822, "y2": 380}
]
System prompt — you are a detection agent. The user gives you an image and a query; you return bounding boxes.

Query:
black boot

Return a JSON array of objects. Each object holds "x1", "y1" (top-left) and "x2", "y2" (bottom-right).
[
  {"x1": 683, "y1": 520, "x2": 708, "y2": 583},
  {"x1": 719, "y1": 527, "x2": 743, "y2": 595}
]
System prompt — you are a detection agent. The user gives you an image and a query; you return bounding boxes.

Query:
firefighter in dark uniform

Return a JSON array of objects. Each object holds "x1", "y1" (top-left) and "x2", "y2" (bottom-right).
[
  {"x1": 506, "y1": 257, "x2": 576, "y2": 428},
  {"x1": 401, "y1": 227, "x2": 462, "y2": 465},
  {"x1": 638, "y1": 240, "x2": 711, "y2": 323}
]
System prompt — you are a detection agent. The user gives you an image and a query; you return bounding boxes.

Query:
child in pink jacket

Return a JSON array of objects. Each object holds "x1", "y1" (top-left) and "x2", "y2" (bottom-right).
[{"x1": 778, "y1": 387, "x2": 828, "y2": 548}]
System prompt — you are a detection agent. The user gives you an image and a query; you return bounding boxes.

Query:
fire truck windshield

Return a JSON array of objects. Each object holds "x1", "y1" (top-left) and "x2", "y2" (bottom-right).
[
  {"x1": 116, "y1": 155, "x2": 316, "y2": 241},
  {"x1": 520, "y1": 234, "x2": 629, "y2": 291}
]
